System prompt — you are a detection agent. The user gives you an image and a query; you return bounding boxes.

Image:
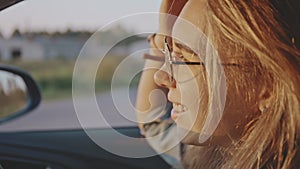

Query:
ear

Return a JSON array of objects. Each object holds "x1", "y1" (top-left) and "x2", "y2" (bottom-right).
[{"x1": 258, "y1": 86, "x2": 274, "y2": 112}]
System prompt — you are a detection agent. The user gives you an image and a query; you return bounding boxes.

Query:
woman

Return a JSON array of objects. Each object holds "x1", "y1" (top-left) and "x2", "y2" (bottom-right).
[{"x1": 136, "y1": 0, "x2": 300, "y2": 168}]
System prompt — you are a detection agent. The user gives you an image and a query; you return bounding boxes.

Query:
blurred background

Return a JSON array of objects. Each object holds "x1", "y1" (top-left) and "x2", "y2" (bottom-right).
[{"x1": 0, "y1": 0, "x2": 161, "y2": 131}]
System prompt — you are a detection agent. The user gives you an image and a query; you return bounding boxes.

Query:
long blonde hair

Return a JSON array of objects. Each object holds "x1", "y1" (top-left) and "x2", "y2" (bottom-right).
[{"x1": 190, "y1": 0, "x2": 300, "y2": 169}]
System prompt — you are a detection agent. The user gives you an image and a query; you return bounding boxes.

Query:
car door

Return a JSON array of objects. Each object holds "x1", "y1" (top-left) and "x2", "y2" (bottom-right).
[{"x1": 0, "y1": 128, "x2": 170, "y2": 169}]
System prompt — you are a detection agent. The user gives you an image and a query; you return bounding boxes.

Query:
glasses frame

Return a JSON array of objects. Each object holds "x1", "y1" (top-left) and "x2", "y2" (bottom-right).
[{"x1": 162, "y1": 36, "x2": 242, "y2": 83}]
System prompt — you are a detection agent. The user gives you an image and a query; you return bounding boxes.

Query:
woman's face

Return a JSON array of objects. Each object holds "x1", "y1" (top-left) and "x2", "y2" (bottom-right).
[{"x1": 154, "y1": 0, "x2": 261, "y2": 146}]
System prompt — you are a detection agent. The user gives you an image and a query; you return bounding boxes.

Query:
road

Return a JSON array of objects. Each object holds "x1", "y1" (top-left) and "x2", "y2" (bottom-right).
[{"x1": 0, "y1": 88, "x2": 138, "y2": 132}]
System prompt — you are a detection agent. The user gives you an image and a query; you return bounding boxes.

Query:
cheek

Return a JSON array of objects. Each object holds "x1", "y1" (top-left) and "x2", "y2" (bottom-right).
[{"x1": 177, "y1": 73, "x2": 209, "y2": 133}]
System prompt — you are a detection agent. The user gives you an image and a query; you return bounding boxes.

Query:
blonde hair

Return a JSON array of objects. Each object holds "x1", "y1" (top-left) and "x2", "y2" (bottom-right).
[{"x1": 192, "y1": 0, "x2": 300, "y2": 169}]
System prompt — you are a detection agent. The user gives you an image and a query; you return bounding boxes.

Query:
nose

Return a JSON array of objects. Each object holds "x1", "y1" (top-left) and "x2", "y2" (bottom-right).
[{"x1": 154, "y1": 65, "x2": 176, "y2": 88}]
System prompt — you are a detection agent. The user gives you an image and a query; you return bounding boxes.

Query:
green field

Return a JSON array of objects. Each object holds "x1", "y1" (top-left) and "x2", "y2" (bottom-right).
[{"x1": 2, "y1": 57, "x2": 128, "y2": 100}]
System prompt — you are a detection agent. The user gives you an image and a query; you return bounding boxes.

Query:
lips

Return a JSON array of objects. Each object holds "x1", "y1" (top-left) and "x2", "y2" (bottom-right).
[{"x1": 171, "y1": 103, "x2": 188, "y2": 121}]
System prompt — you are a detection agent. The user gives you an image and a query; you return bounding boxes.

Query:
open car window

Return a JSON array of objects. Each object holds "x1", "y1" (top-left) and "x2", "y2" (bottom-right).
[{"x1": 0, "y1": 0, "x2": 160, "y2": 132}]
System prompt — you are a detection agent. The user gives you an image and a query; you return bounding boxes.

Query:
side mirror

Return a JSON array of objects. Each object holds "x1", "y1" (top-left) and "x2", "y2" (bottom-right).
[{"x1": 0, "y1": 64, "x2": 41, "y2": 124}]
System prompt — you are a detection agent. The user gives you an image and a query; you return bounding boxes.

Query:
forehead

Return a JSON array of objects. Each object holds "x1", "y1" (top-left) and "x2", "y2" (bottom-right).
[{"x1": 172, "y1": 0, "x2": 208, "y2": 54}]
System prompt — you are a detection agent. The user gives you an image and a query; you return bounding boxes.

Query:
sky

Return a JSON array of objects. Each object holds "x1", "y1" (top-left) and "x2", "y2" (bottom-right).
[{"x1": 0, "y1": 0, "x2": 162, "y2": 37}]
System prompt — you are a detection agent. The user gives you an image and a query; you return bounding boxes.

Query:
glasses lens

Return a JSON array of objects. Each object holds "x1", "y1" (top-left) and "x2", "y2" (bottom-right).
[
  {"x1": 173, "y1": 62, "x2": 202, "y2": 83},
  {"x1": 164, "y1": 36, "x2": 203, "y2": 83}
]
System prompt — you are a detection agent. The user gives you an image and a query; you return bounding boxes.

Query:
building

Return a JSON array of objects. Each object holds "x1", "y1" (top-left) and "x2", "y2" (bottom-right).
[
  {"x1": 0, "y1": 37, "x2": 44, "y2": 61},
  {"x1": 0, "y1": 30, "x2": 91, "y2": 61},
  {"x1": 0, "y1": 29, "x2": 148, "y2": 61}
]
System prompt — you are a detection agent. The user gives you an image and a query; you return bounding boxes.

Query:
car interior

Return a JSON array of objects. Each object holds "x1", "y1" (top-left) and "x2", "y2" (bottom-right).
[{"x1": 0, "y1": 1, "x2": 171, "y2": 169}]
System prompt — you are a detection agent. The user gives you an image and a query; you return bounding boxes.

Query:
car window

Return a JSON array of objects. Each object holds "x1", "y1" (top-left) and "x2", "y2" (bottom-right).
[{"x1": 0, "y1": 0, "x2": 160, "y2": 132}]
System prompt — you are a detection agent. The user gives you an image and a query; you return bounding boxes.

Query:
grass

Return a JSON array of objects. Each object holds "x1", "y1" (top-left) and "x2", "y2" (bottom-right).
[{"x1": 2, "y1": 57, "x2": 126, "y2": 101}]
